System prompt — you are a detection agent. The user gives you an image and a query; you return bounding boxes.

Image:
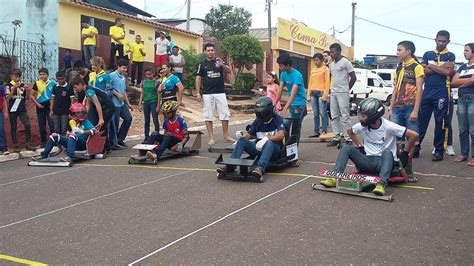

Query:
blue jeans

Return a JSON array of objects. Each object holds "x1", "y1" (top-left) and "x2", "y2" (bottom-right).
[
  {"x1": 310, "y1": 91, "x2": 328, "y2": 134},
  {"x1": 283, "y1": 105, "x2": 307, "y2": 145},
  {"x1": 0, "y1": 110, "x2": 7, "y2": 151},
  {"x1": 457, "y1": 96, "x2": 474, "y2": 159},
  {"x1": 37, "y1": 103, "x2": 54, "y2": 144},
  {"x1": 230, "y1": 138, "x2": 281, "y2": 170},
  {"x1": 41, "y1": 134, "x2": 87, "y2": 158},
  {"x1": 417, "y1": 93, "x2": 449, "y2": 155},
  {"x1": 143, "y1": 101, "x2": 159, "y2": 138},
  {"x1": 140, "y1": 131, "x2": 181, "y2": 158},
  {"x1": 333, "y1": 145, "x2": 394, "y2": 185},
  {"x1": 83, "y1": 45, "x2": 96, "y2": 69},
  {"x1": 391, "y1": 105, "x2": 419, "y2": 132},
  {"x1": 114, "y1": 105, "x2": 132, "y2": 142}
]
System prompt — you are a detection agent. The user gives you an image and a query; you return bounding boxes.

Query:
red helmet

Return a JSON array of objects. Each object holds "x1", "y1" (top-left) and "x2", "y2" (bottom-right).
[{"x1": 69, "y1": 103, "x2": 87, "y2": 122}]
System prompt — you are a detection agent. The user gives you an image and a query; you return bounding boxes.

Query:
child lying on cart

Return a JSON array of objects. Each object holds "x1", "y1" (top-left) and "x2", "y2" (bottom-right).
[
  {"x1": 217, "y1": 96, "x2": 286, "y2": 179},
  {"x1": 132, "y1": 101, "x2": 189, "y2": 161},
  {"x1": 32, "y1": 103, "x2": 98, "y2": 163},
  {"x1": 320, "y1": 98, "x2": 419, "y2": 196}
]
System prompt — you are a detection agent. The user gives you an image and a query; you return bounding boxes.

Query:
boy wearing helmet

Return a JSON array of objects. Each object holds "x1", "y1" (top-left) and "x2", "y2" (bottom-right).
[
  {"x1": 132, "y1": 100, "x2": 189, "y2": 161},
  {"x1": 217, "y1": 96, "x2": 286, "y2": 178},
  {"x1": 32, "y1": 103, "x2": 97, "y2": 163},
  {"x1": 320, "y1": 98, "x2": 419, "y2": 196}
]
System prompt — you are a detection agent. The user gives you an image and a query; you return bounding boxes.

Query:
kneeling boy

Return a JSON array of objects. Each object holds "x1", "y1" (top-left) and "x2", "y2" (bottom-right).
[
  {"x1": 217, "y1": 96, "x2": 286, "y2": 178},
  {"x1": 320, "y1": 98, "x2": 418, "y2": 196}
]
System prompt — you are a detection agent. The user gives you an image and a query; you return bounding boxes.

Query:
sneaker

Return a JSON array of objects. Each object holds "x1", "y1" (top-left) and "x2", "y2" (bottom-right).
[
  {"x1": 2, "y1": 150, "x2": 10, "y2": 155},
  {"x1": 345, "y1": 140, "x2": 353, "y2": 146},
  {"x1": 60, "y1": 156, "x2": 72, "y2": 163},
  {"x1": 146, "y1": 151, "x2": 157, "y2": 161},
  {"x1": 13, "y1": 145, "x2": 21, "y2": 153},
  {"x1": 217, "y1": 165, "x2": 235, "y2": 175},
  {"x1": 327, "y1": 139, "x2": 339, "y2": 147},
  {"x1": 250, "y1": 167, "x2": 264, "y2": 178},
  {"x1": 31, "y1": 156, "x2": 43, "y2": 161},
  {"x1": 26, "y1": 142, "x2": 36, "y2": 151},
  {"x1": 118, "y1": 140, "x2": 128, "y2": 147},
  {"x1": 446, "y1": 146, "x2": 455, "y2": 156},
  {"x1": 432, "y1": 148, "x2": 435, "y2": 155},
  {"x1": 320, "y1": 178, "x2": 336, "y2": 188},
  {"x1": 373, "y1": 183, "x2": 386, "y2": 196},
  {"x1": 413, "y1": 149, "x2": 420, "y2": 158},
  {"x1": 432, "y1": 153, "x2": 443, "y2": 161}
]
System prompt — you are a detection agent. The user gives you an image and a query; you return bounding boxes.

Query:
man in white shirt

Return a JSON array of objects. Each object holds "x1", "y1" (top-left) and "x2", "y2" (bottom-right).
[
  {"x1": 155, "y1": 31, "x2": 169, "y2": 69},
  {"x1": 169, "y1": 46, "x2": 185, "y2": 82},
  {"x1": 320, "y1": 98, "x2": 419, "y2": 196}
]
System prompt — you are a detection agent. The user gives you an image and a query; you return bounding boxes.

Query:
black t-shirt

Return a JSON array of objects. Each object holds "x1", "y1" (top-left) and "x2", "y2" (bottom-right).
[
  {"x1": 196, "y1": 59, "x2": 225, "y2": 94},
  {"x1": 6, "y1": 82, "x2": 27, "y2": 112},
  {"x1": 52, "y1": 83, "x2": 74, "y2": 115}
]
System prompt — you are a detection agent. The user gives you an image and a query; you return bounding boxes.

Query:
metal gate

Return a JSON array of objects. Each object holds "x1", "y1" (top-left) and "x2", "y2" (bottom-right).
[{"x1": 0, "y1": 35, "x2": 44, "y2": 82}]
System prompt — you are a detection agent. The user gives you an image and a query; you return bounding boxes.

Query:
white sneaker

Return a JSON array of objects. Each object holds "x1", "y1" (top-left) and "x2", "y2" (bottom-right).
[
  {"x1": 432, "y1": 148, "x2": 436, "y2": 155},
  {"x1": 446, "y1": 145, "x2": 455, "y2": 156}
]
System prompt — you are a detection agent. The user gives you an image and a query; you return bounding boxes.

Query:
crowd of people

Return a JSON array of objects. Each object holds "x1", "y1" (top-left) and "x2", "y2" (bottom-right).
[{"x1": 0, "y1": 26, "x2": 473, "y2": 191}]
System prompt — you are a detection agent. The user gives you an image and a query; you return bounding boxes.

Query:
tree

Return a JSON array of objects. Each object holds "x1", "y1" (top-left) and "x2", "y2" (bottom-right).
[
  {"x1": 181, "y1": 46, "x2": 204, "y2": 90},
  {"x1": 220, "y1": 34, "x2": 264, "y2": 77},
  {"x1": 205, "y1": 4, "x2": 252, "y2": 41}
]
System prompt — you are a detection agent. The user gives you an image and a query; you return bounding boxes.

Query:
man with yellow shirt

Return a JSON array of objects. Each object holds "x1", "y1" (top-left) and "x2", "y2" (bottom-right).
[
  {"x1": 130, "y1": 35, "x2": 146, "y2": 86},
  {"x1": 81, "y1": 20, "x2": 98, "y2": 70},
  {"x1": 108, "y1": 18, "x2": 125, "y2": 69}
]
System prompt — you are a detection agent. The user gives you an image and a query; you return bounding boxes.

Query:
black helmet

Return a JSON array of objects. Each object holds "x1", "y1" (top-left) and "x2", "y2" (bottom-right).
[
  {"x1": 358, "y1": 97, "x2": 385, "y2": 127},
  {"x1": 255, "y1": 96, "x2": 274, "y2": 122}
]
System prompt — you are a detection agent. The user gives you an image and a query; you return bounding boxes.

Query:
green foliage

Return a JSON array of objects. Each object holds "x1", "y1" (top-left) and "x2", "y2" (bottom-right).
[
  {"x1": 181, "y1": 46, "x2": 204, "y2": 90},
  {"x1": 234, "y1": 73, "x2": 257, "y2": 91},
  {"x1": 205, "y1": 4, "x2": 252, "y2": 41},
  {"x1": 220, "y1": 34, "x2": 264, "y2": 76}
]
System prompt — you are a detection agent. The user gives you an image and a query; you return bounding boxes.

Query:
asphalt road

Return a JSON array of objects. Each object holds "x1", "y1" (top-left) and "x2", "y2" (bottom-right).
[{"x1": 1, "y1": 112, "x2": 473, "y2": 265}]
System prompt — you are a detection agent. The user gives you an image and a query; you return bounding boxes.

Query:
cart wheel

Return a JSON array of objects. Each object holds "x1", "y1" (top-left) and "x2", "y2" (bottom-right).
[
  {"x1": 217, "y1": 173, "x2": 223, "y2": 179},
  {"x1": 153, "y1": 159, "x2": 158, "y2": 165},
  {"x1": 128, "y1": 158, "x2": 133, "y2": 164},
  {"x1": 312, "y1": 183, "x2": 317, "y2": 189},
  {"x1": 408, "y1": 176, "x2": 418, "y2": 183},
  {"x1": 194, "y1": 150, "x2": 200, "y2": 155},
  {"x1": 68, "y1": 162, "x2": 73, "y2": 167},
  {"x1": 258, "y1": 176, "x2": 265, "y2": 183}
]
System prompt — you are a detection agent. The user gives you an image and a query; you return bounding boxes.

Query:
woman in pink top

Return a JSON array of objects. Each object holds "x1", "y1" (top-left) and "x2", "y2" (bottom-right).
[{"x1": 265, "y1": 71, "x2": 282, "y2": 111}]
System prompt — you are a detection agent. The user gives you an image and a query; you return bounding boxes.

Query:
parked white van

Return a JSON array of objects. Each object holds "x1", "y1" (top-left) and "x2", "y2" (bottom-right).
[
  {"x1": 373, "y1": 69, "x2": 396, "y2": 87},
  {"x1": 350, "y1": 68, "x2": 393, "y2": 104}
]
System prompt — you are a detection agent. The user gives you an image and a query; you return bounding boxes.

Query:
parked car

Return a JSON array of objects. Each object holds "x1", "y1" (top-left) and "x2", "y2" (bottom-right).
[
  {"x1": 350, "y1": 68, "x2": 393, "y2": 104},
  {"x1": 373, "y1": 69, "x2": 396, "y2": 87}
]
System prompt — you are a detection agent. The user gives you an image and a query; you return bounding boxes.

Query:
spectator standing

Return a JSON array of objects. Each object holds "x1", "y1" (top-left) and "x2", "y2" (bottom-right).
[
  {"x1": 108, "y1": 18, "x2": 125, "y2": 70},
  {"x1": 70, "y1": 60, "x2": 90, "y2": 104},
  {"x1": 307, "y1": 53, "x2": 330, "y2": 138},
  {"x1": 451, "y1": 43, "x2": 474, "y2": 166},
  {"x1": 81, "y1": 20, "x2": 98, "y2": 69},
  {"x1": 195, "y1": 43, "x2": 233, "y2": 145},
  {"x1": 0, "y1": 82, "x2": 8, "y2": 154},
  {"x1": 31, "y1": 68, "x2": 56, "y2": 147},
  {"x1": 275, "y1": 52, "x2": 308, "y2": 145},
  {"x1": 50, "y1": 70, "x2": 74, "y2": 135},
  {"x1": 5, "y1": 69, "x2": 35, "y2": 152},
  {"x1": 418, "y1": 30, "x2": 456, "y2": 161},
  {"x1": 155, "y1": 31, "x2": 169, "y2": 69},
  {"x1": 169, "y1": 46, "x2": 185, "y2": 82},
  {"x1": 63, "y1": 49, "x2": 74, "y2": 72},
  {"x1": 110, "y1": 59, "x2": 133, "y2": 147},
  {"x1": 130, "y1": 35, "x2": 146, "y2": 86},
  {"x1": 139, "y1": 68, "x2": 160, "y2": 138},
  {"x1": 166, "y1": 35, "x2": 175, "y2": 55},
  {"x1": 326, "y1": 43, "x2": 357, "y2": 147}
]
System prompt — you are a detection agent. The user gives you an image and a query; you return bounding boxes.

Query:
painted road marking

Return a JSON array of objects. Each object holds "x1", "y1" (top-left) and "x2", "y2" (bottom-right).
[
  {"x1": 0, "y1": 254, "x2": 48, "y2": 265},
  {"x1": 0, "y1": 170, "x2": 192, "y2": 230},
  {"x1": 0, "y1": 166, "x2": 85, "y2": 187},
  {"x1": 79, "y1": 163, "x2": 435, "y2": 191},
  {"x1": 128, "y1": 176, "x2": 311, "y2": 265}
]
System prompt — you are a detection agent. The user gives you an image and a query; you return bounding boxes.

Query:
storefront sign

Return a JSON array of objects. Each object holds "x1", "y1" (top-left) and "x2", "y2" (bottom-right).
[{"x1": 278, "y1": 18, "x2": 336, "y2": 50}]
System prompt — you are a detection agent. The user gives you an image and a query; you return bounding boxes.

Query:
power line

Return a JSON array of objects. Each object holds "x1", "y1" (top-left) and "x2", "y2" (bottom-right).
[
  {"x1": 356, "y1": 16, "x2": 464, "y2": 46},
  {"x1": 168, "y1": 0, "x2": 187, "y2": 18}
]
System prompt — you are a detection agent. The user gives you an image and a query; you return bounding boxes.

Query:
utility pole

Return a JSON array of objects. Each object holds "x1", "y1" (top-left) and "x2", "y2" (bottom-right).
[
  {"x1": 351, "y1": 2, "x2": 356, "y2": 47},
  {"x1": 266, "y1": 0, "x2": 272, "y2": 51},
  {"x1": 186, "y1": 0, "x2": 191, "y2": 31},
  {"x1": 332, "y1": 26, "x2": 335, "y2": 38}
]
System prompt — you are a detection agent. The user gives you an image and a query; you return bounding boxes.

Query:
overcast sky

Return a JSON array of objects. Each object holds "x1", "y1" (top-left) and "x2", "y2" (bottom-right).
[{"x1": 126, "y1": 0, "x2": 473, "y2": 61}]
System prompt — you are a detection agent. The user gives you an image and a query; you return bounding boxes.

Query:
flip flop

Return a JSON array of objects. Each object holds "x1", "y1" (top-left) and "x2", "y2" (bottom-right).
[
  {"x1": 467, "y1": 160, "x2": 474, "y2": 166},
  {"x1": 224, "y1": 137, "x2": 236, "y2": 143},
  {"x1": 208, "y1": 140, "x2": 216, "y2": 145},
  {"x1": 454, "y1": 156, "x2": 467, "y2": 162}
]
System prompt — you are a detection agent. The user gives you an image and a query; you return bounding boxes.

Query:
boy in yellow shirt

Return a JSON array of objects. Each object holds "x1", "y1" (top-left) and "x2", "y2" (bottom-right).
[
  {"x1": 130, "y1": 35, "x2": 146, "y2": 86},
  {"x1": 108, "y1": 18, "x2": 125, "y2": 69},
  {"x1": 81, "y1": 20, "x2": 98, "y2": 69}
]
